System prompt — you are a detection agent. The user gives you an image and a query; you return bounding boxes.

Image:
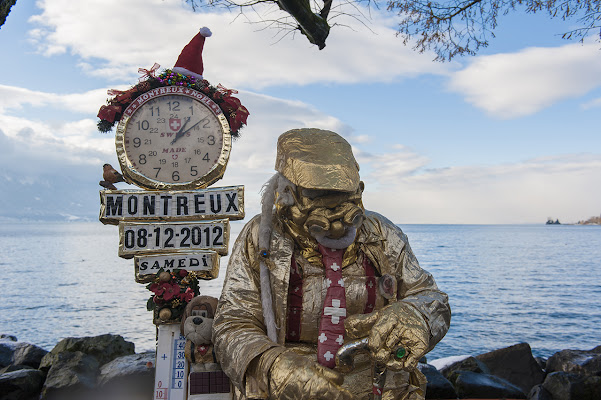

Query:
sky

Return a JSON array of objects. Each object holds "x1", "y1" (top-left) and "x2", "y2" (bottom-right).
[{"x1": 0, "y1": 0, "x2": 600, "y2": 224}]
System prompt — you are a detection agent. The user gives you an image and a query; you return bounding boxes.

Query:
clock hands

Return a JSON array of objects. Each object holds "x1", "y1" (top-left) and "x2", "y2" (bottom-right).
[
  {"x1": 170, "y1": 118, "x2": 207, "y2": 145},
  {"x1": 170, "y1": 118, "x2": 191, "y2": 145}
]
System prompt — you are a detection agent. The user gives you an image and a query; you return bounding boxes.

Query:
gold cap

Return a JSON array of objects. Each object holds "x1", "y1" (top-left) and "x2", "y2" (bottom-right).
[{"x1": 275, "y1": 128, "x2": 360, "y2": 192}]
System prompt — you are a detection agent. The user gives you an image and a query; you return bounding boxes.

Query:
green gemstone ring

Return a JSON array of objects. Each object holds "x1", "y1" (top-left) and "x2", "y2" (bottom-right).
[{"x1": 394, "y1": 347, "x2": 406, "y2": 359}]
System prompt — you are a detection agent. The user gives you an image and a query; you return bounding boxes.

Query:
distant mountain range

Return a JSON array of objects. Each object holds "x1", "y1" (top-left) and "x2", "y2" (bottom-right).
[
  {"x1": 577, "y1": 215, "x2": 601, "y2": 225},
  {"x1": 0, "y1": 172, "x2": 100, "y2": 222}
]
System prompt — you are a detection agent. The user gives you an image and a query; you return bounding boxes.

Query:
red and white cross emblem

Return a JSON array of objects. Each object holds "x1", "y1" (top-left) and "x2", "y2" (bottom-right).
[
  {"x1": 317, "y1": 245, "x2": 347, "y2": 368},
  {"x1": 169, "y1": 118, "x2": 181, "y2": 131},
  {"x1": 324, "y1": 299, "x2": 346, "y2": 324}
]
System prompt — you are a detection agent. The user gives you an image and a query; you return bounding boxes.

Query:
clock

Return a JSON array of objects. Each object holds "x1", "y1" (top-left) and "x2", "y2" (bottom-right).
[{"x1": 115, "y1": 87, "x2": 231, "y2": 190}]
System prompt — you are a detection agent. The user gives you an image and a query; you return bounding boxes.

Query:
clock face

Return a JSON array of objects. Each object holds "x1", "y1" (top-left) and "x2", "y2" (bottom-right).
[{"x1": 115, "y1": 87, "x2": 231, "y2": 190}]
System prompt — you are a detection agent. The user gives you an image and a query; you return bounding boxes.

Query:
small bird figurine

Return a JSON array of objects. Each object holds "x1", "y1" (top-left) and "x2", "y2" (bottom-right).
[{"x1": 99, "y1": 163, "x2": 125, "y2": 190}]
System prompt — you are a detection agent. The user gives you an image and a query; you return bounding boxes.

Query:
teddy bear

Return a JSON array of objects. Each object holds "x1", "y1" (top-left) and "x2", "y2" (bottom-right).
[{"x1": 180, "y1": 295, "x2": 220, "y2": 372}]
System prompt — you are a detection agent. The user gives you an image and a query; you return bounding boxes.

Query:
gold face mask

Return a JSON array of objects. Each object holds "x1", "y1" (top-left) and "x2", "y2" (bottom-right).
[{"x1": 280, "y1": 183, "x2": 365, "y2": 248}]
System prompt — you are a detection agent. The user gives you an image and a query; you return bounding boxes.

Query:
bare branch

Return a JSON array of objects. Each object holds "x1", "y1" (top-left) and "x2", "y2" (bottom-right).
[{"x1": 185, "y1": 0, "x2": 601, "y2": 59}]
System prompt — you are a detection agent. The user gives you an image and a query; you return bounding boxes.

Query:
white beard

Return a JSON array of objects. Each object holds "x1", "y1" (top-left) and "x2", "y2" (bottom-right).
[{"x1": 311, "y1": 226, "x2": 357, "y2": 249}]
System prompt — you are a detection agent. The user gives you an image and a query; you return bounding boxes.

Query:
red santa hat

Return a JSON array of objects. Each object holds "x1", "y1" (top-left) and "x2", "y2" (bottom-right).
[{"x1": 172, "y1": 27, "x2": 212, "y2": 80}]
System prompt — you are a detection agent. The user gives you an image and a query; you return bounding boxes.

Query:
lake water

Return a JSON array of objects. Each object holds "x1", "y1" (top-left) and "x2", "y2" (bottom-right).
[{"x1": 1, "y1": 221, "x2": 600, "y2": 361}]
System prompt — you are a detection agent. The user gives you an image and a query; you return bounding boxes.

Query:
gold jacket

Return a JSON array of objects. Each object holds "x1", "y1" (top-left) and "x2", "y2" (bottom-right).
[{"x1": 213, "y1": 211, "x2": 451, "y2": 399}]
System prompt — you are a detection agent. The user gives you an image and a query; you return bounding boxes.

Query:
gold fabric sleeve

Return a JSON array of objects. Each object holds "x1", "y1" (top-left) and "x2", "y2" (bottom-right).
[
  {"x1": 212, "y1": 216, "x2": 281, "y2": 395},
  {"x1": 365, "y1": 211, "x2": 451, "y2": 351}
]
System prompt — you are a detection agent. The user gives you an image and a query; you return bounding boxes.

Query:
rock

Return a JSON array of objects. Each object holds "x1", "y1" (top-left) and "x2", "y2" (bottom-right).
[
  {"x1": 542, "y1": 371, "x2": 601, "y2": 400},
  {"x1": 449, "y1": 370, "x2": 527, "y2": 399},
  {"x1": 418, "y1": 363, "x2": 457, "y2": 399},
  {"x1": 476, "y1": 342, "x2": 545, "y2": 394},
  {"x1": 546, "y1": 345, "x2": 601, "y2": 377},
  {"x1": 528, "y1": 384, "x2": 553, "y2": 400},
  {"x1": 534, "y1": 357, "x2": 547, "y2": 371},
  {"x1": 439, "y1": 356, "x2": 490, "y2": 379},
  {"x1": 0, "y1": 335, "x2": 17, "y2": 341},
  {"x1": 40, "y1": 351, "x2": 100, "y2": 400},
  {"x1": 430, "y1": 355, "x2": 470, "y2": 370},
  {"x1": 0, "y1": 364, "x2": 34, "y2": 374},
  {"x1": 0, "y1": 368, "x2": 45, "y2": 400},
  {"x1": 40, "y1": 334, "x2": 135, "y2": 371},
  {"x1": 527, "y1": 384, "x2": 549, "y2": 400},
  {"x1": 13, "y1": 342, "x2": 48, "y2": 368},
  {"x1": 0, "y1": 341, "x2": 17, "y2": 368},
  {"x1": 96, "y1": 351, "x2": 155, "y2": 399}
]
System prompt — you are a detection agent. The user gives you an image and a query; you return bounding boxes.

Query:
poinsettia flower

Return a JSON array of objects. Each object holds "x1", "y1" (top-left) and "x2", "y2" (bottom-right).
[
  {"x1": 180, "y1": 288, "x2": 195, "y2": 303},
  {"x1": 97, "y1": 105, "x2": 121, "y2": 122},
  {"x1": 162, "y1": 283, "x2": 181, "y2": 301},
  {"x1": 149, "y1": 283, "x2": 165, "y2": 295}
]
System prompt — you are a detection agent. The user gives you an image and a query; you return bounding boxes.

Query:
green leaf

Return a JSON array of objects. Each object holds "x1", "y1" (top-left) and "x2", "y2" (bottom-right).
[{"x1": 147, "y1": 297, "x2": 155, "y2": 311}]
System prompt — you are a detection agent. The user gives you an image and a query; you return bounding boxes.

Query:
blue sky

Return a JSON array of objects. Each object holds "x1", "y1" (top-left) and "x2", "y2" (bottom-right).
[{"x1": 1, "y1": 0, "x2": 600, "y2": 224}]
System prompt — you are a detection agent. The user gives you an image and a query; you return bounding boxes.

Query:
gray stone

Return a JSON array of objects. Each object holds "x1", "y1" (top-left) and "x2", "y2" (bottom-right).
[
  {"x1": 13, "y1": 342, "x2": 48, "y2": 368},
  {"x1": 0, "y1": 368, "x2": 45, "y2": 400},
  {"x1": 97, "y1": 351, "x2": 155, "y2": 399},
  {"x1": 0, "y1": 341, "x2": 17, "y2": 368},
  {"x1": 418, "y1": 363, "x2": 457, "y2": 399},
  {"x1": 40, "y1": 334, "x2": 135, "y2": 371},
  {"x1": 546, "y1": 345, "x2": 601, "y2": 377},
  {"x1": 439, "y1": 356, "x2": 491, "y2": 379},
  {"x1": 40, "y1": 351, "x2": 100, "y2": 400},
  {"x1": 0, "y1": 335, "x2": 17, "y2": 342},
  {"x1": 542, "y1": 371, "x2": 601, "y2": 400},
  {"x1": 449, "y1": 370, "x2": 527, "y2": 399},
  {"x1": 476, "y1": 342, "x2": 545, "y2": 395},
  {"x1": 0, "y1": 364, "x2": 34, "y2": 374},
  {"x1": 535, "y1": 357, "x2": 547, "y2": 371},
  {"x1": 528, "y1": 384, "x2": 553, "y2": 400}
]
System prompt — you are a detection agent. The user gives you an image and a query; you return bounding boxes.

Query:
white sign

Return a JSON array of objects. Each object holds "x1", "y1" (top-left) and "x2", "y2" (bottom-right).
[
  {"x1": 135, "y1": 251, "x2": 220, "y2": 282},
  {"x1": 119, "y1": 220, "x2": 229, "y2": 258},
  {"x1": 100, "y1": 186, "x2": 244, "y2": 224}
]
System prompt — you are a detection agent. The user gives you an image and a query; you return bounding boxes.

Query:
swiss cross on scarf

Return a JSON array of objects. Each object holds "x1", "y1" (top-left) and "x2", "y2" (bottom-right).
[
  {"x1": 196, "y1": 345, "x2": 209, "y2": 356},
  {"x1": 317, "y1": 245, "x2": 347, "y2": 368}
]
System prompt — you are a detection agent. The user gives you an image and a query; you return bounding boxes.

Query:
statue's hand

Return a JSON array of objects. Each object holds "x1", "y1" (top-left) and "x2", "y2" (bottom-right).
[
  {"x1": 345, "y1": 302, "x2": 429, "y2": 371},
  {"x1": 269, "y1": 350, "x2": 353, "y2": 400}
]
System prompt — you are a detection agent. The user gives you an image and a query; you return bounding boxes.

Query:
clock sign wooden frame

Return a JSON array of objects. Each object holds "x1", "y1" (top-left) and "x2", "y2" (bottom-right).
[{"x1": 115, "y1": 86, "x2": 232, "y2": 191}]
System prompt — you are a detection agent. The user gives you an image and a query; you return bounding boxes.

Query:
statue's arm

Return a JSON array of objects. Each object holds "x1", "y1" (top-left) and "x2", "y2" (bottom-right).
[
  {"x1": 212, "y1": 217, "x2": 281, "y2": 394},
  {"x1": 376, "y1": 213, "x2": 452, "y2": 350}
]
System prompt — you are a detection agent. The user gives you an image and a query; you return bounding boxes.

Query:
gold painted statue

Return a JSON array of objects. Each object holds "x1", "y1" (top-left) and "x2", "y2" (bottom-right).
[{"x1": 213, "y1": 129, "x2": 451, "y2": 399}]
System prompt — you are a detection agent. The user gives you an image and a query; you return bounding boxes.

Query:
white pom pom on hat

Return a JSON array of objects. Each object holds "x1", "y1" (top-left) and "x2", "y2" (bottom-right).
[{"x1": 172, "y1": 27, "x2": 212, "y2": 80}]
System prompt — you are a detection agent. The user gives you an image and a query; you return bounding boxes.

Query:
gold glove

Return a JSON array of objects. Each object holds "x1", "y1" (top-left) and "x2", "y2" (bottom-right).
[
  {"x1": 345, "y1": 301, "x2": 429, "y2": 371},
  {"x1": 258, "y1": 348, "x2": 354, "y2": 400}
]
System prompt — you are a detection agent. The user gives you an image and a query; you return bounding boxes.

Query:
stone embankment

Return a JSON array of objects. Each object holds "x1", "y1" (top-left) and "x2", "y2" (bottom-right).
[
  {"x1": 0, "y1": 334, "x2": 599, "y2": 400},
  {"x1": 420, "y1": 342, "x2": 601, "y2": 399}
]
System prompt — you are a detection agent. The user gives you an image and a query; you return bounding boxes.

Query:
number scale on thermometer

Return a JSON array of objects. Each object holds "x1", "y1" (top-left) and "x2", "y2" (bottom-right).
[{"x1": 154, "y1": 324, "x2": 188, "y2": 400}]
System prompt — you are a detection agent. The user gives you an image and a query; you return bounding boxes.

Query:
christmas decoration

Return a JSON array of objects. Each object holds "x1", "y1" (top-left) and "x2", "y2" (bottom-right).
[
  {"x1": 146, "y1": 268, "x2": 200, "y2": 323},
  {"x1": 97, "y1": 28, "x2": 249, "y2": 137}
]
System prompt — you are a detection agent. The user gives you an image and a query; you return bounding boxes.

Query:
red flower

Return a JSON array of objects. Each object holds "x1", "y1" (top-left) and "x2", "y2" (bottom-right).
[
  {"x1": 150, "y1": 283, "x2": 165, "y2": 296},
  {"x1": 180, "y1": 288, "x2": 195, "y2": 303},
  {"x1": 97, "y1": 105, "x2": 122, "y2": 122},
  {"x1": 229, "y1": 104, "x2": 249, "y2": 133},
  {"x1": 162, "y1": 283, "x2": 181, "y2": 301},
  {"x1": 179, "y1": 269, "x2": 188, "y2": 277}
]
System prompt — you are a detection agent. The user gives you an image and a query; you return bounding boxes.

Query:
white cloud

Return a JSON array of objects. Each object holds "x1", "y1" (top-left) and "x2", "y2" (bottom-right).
[
  {"x1": 2, "y1": 82, "x2": 600, "y2": 223},
  {"x1": 448, "y1": 43, "x2": 601, "y2": 118},
  {"x1": 0, "y1": 83, "x2": 352, "y2": 214},
  {"x1": 0, "y1": 85, "x2": 108, "y2": 114},
  {"x1": 362, "y1": 153, "x2": 601, "y2": 224},
  {"x1": 581, "y1": 97, "x2": 601, "y2": 109},
  {"x1": 28, "y1": 0, "x2": 451, "y2": 89}
]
